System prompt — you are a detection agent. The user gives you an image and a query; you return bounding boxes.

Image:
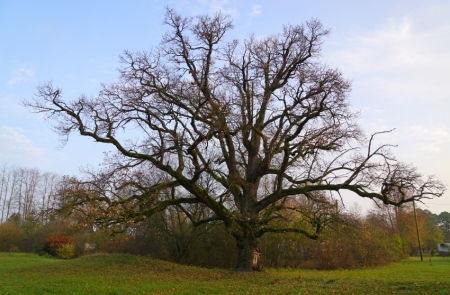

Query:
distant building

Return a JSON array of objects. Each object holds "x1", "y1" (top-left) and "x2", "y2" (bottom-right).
[{"x1": 437, "y1": 243, "x2": 450, "y2": 256}]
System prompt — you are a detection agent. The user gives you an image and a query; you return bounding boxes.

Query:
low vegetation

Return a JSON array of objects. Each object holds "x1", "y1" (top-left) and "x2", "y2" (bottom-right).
[{"x1": 0, "y1": 252, "x2": 449, "y2": 294}]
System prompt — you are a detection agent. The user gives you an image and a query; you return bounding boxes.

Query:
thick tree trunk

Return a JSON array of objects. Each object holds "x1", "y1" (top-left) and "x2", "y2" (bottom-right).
[{"x1": 235, "y1": 235, "x2": 263, "y2": 271}]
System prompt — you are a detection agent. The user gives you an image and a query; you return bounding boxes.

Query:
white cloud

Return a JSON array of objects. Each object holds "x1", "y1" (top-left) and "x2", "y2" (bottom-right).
[
  {"x1": 249, "y1": 4, "x2": 262, "y2": 17},
  {"x1": 365, "y1": 123, "x2": 450, "y2": 175},
  {"x1": 196, "y1": 0, "x2": 239, "y2": 17},
  {"x1": 0, "y1": 126, "x2": 47, "y2": 167},
  {"x1": 359, "y1": 107, "x2": 384, "y2": 114},
  {"x1": 237, "y1": 3, "x2": 261, "y2": 30},
  {"x1": 332, "y1": 17, "x2": 430, "y2": 72},
  {"x1": 411, "y1": 125, "x2": 450, "y2": 153},
  {"x1": 327, "y1": 16, "x2": 450, "y2": 103},
  {"x1": 7, "y1": 67, "x2": 36, "y2": 85}
]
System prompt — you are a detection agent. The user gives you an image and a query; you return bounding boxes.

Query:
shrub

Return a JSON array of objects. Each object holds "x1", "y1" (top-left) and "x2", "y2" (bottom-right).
[
  {"x1": 56, "y1": 243, "x2": 75, "y2": 259},
  {"x1": 28, "y1": 219, "x2": 73, "y2": 254},
  {"x1": 8, "y1": 245, "x2": 19, "y2": 252},
  {"x1": 33, "y1": 242, "x2": 45, "y2": 254},
  {"x1": 259, "y1": 212, "x2": 405, "y2": 270},
  {"x1": 44, "y1": 234, "x2": 73, "y2": 256},
  {"x1": 0, "y1": 222, "x2": 24, "y2": 251}
]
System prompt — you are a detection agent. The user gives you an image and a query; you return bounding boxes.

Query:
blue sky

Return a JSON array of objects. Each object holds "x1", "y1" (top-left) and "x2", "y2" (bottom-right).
[{"x1": 1, "y1": 0, "x2": 449, "y2": 214}]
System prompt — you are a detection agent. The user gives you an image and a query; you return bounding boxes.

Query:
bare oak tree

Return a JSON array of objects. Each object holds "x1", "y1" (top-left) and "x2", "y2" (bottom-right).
[{"x1": 24, "y1": 9, "x2": 445, "y2": 270}]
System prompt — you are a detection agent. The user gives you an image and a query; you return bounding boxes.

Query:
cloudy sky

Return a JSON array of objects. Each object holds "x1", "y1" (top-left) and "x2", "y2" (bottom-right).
[{"x1": 1, "y1": 0, "x2": 449, "y2": 214}]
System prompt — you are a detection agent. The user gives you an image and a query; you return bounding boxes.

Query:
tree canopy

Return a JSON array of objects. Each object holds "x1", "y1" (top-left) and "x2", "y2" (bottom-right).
[{"x1": 24, "y1": 8, "x2": 445, "y2": 271}]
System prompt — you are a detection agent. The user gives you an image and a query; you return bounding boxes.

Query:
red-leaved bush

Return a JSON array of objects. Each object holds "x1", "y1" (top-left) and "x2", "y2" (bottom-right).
[{"x1": 44, "y1": 234, "x2": 73, "y2": 256}]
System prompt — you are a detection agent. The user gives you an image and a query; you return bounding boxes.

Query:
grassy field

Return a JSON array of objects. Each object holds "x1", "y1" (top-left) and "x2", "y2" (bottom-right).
[{"x1": 0, "y1": 252, "x2": 449, "y2": 294}]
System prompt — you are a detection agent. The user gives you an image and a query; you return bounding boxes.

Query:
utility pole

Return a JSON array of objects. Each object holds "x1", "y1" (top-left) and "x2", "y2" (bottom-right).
[{"x1": 413, "y1": 200, "x2": 423, "y2": 261}]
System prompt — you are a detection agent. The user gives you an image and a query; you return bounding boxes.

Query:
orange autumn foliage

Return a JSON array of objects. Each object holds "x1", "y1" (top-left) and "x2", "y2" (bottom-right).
[{"x1": 44, "y1": 234, "x2": 73, "y2": 256}]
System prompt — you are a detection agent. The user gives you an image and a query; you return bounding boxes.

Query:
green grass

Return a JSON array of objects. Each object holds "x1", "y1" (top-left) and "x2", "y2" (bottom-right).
[{"x1": 0, "y1": 252, "x2": 449, "y2": 294}]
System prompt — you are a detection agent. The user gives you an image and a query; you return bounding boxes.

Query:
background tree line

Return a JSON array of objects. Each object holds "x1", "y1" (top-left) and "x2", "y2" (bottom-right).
[
  {"x1": 0, "y1": 163, "x2": 448, "y2": 269},
  {"x1": 0, "y1": 164, "x2": 60, "y2": 224}
]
